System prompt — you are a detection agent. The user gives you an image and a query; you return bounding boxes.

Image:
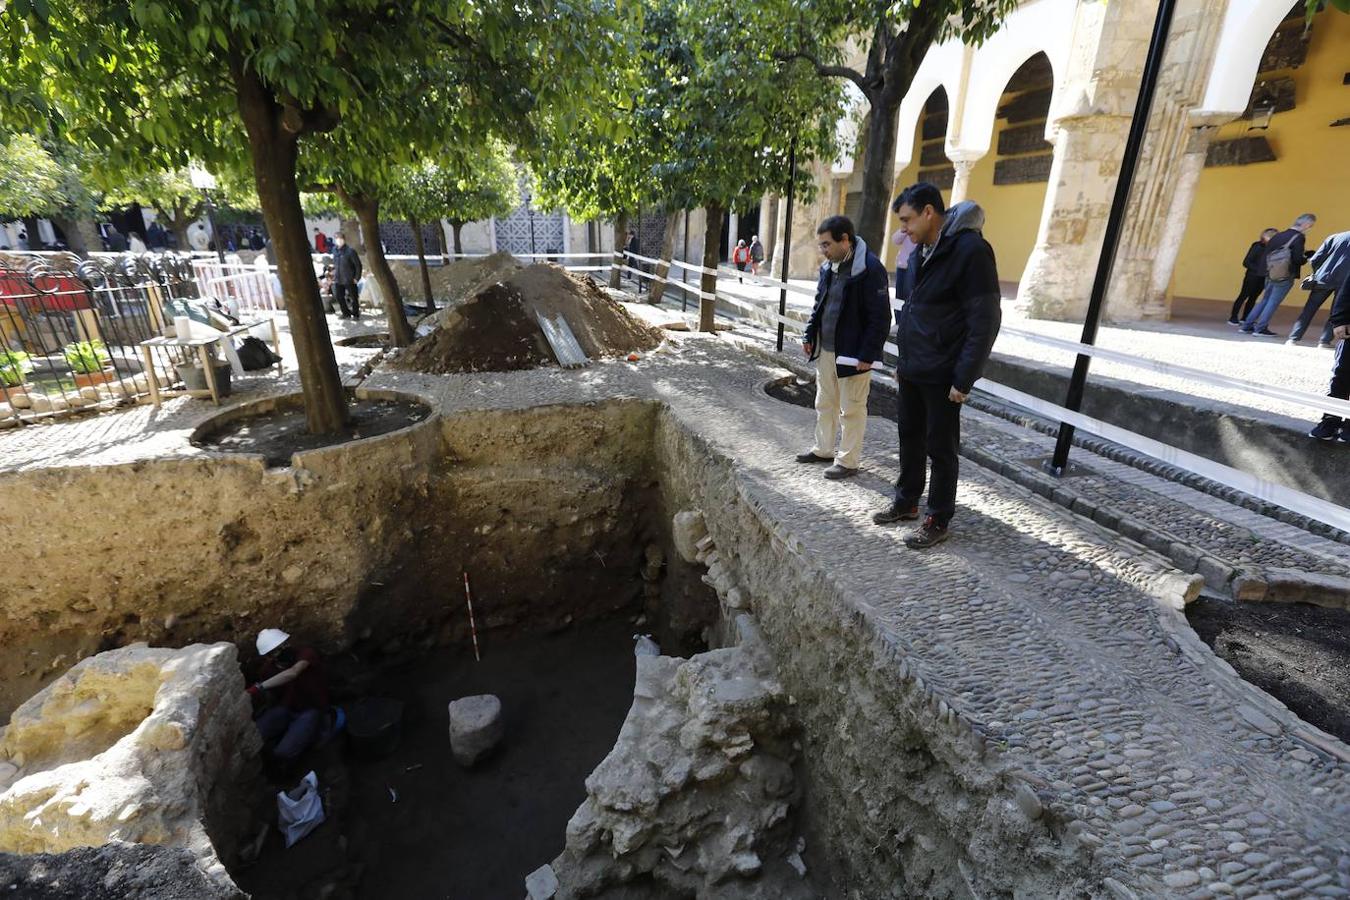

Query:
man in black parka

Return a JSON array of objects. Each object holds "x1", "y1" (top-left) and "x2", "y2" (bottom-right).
[
  {"x1": 873, "y1": 182, "x2": 1001, "y2": 548},
  {"x1": 799, "y1": 215, "x2": 892, "y2": 480}
]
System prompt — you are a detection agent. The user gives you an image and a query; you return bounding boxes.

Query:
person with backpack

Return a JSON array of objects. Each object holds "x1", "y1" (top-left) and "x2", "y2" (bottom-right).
[
  {"x1": 749, "y1": 235, "x2": 765, "y2": 275},
  {"x1": 1240, "y1": 213, "x2": 1316, "y2": 337},
  {"x1": 1287, "y1": 229, "x2": 1350, "y2": 348},
  {"x1": 1228, "y1": 228, "x2": 1278, "y2": 325},
  {"x1": 732, "y1": 239, "x2": 752, "y2": 282}
]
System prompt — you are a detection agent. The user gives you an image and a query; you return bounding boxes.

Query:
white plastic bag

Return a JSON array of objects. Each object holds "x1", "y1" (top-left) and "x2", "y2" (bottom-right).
[
  {"x1": 276, "y1": 770, "x2": 325, "y2": 848},
  {"x1": 633, "y1": 634, "x2": 660, "y2": 657}
]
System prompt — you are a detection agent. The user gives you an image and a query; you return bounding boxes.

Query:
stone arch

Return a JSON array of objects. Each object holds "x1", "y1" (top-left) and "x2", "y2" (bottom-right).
[
  {"x1": 893, "y1": 46, "x2": 964, "y2": 171},
  {"x1": 1200, "y1": 0, "x2": 1304, "y2": 116},
  {"x1": 946, "y1": 0, "x2": 1075, "y2": 158}
]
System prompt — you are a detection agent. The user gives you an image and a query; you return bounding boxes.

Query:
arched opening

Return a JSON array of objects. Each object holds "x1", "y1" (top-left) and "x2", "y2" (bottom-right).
[
  {"x1": 884, "y1": 86, "x2": 949, "y2": 268},
  {"x1": 961, "y1": 51, "x2": 1054, "y2": 295},
  {"x1": 1170, "y1": 5, "x2": 1349, "y2": 328}
]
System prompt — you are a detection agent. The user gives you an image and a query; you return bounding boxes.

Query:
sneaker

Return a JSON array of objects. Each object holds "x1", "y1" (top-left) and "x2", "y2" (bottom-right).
[
  {"x1": 1285, "y1": 339, "x2": 1299, "y2": 346},
  {"x1": 1227, "y1": 318, "x2": 1240, "y2": 325},
  {"x1": 1309, "y1": 421, "x2": 1340, "y2": 441},
  {"x1": 1238, "y1": 327, "x2": 1253, "y2": 334},
  {"x1": 795, "y1": 451, "x2": 832, "y2": 464},
  {"x1": 872, "y1": 502, "x2": 920, "y2": 525},
  {"x1": 1318, "y1": 342, "x2": 1333, "y2": 350},
  {"x1": 904, "y1": 515, "x2": 950, "y2": 549},
  {"x1": 1254, "y1": 328, "x2": 1279, "y2": 337},
  {"x1": 823, "y1": 464, "x2": 859, "y2": 480},
  {"x1": 1339, "y1": 432, "x2": 1350, "y2": 444}
]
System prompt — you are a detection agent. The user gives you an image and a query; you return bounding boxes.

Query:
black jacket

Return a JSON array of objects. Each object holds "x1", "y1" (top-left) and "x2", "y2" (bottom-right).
[
  {"x1": 804, "y1": 238, "x2": 891, "y2": 378},
  {"x1": 893, "y1": 201, "x2": 1001, "y2": 393},
  {"x1": 1330, "y1": 265, "x2": 1350, "y2": 329},
  {"x1": 1266, "y1": 228, "x2": 1308, "y2": 281},
  {"x1": 1242, "y1": 240, "x2": 1267, "y2": 275},
  {"x1": 332, "y1": 244, "x2": 362, "y2": 285}
]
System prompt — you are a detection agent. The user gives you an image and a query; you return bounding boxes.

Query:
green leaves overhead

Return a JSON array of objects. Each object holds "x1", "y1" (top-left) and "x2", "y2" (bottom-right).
[{"x1": 384, "y1": 142, "x2": 520, "y2": 226}]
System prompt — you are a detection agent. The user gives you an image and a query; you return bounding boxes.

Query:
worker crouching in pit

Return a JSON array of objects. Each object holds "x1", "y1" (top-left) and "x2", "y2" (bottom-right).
[{"x1": 246, "y1": 628, "x2": 334, "y2": 777}]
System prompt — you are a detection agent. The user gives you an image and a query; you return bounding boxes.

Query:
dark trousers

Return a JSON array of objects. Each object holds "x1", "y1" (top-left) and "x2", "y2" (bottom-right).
[
  {"x1": 894, "y1": 378, "x2": 961, "y2": 524},
  {"x1": 334, "y1": 282, "x2": 360, "y2": 317},
  {"x1": 1317, "y1": 339, "x2": 1350, "y2": 431},
  {"x1": 1289, "y1": 288, "x2": 1336, "y2": 344},
  {"x1": 1229, "y1": 272, "x2": 1265, "y2": 322},
  {"x1": 256, "y1": 706, "x2": 323, "y2": 760}
]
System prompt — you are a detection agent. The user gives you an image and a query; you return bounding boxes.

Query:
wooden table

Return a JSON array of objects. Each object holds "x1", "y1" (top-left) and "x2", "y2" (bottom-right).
[{"x1": 138, "y1": 319, "x2": 282, "y2": 408}]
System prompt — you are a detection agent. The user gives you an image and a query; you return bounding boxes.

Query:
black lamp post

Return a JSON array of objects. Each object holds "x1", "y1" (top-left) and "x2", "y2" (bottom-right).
[{"x1": 522, "y1": 188, "x2": 537, "y2": 256}]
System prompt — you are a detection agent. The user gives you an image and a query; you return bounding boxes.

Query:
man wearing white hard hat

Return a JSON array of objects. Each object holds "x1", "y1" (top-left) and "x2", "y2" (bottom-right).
[{"x1": 248, "y1": 629, "x2": 329, "y2": 765}]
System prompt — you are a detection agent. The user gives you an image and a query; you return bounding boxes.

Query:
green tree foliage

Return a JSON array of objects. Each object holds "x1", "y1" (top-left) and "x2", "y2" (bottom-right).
[
  {"x1": 0, "y1": 133, "x2": 64, "y2": 220},
  {"x1": 744, "y1": 0, "x2": 1017, "y2": 247},
  {"x1": 1, "y1": 0, "x2": 626, "y2": 432}
]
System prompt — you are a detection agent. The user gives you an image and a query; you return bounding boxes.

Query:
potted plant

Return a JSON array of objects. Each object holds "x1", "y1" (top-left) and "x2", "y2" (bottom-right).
[
  {"x1": 0, "y1": 348, "x2": 33, "y2": 397},
  {"x1": 175, "y1": 351, "x2": 233, "y2": 398},
  {"x1": 63, "y1": 340, "x2": 115, "y2": 388}
]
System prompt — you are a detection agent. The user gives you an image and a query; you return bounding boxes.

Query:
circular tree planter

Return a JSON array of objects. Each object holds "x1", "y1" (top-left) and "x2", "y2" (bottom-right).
[
  {"x1": 336, "y1": 332, "x2": 390, "y2": 349},
  {"x1": 191, "y1": 389, "x2": 433, "y2": 468}
]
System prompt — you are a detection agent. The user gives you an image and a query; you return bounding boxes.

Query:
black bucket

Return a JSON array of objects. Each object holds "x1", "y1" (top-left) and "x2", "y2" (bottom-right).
[{"x1": 346, "y1": 697, "x2": 405, "y2": 760}]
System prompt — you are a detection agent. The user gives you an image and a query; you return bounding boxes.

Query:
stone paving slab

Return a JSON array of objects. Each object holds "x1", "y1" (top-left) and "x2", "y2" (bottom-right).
[{"x1": 364, "y1": 333, "x2": 1350, "y2": 898}]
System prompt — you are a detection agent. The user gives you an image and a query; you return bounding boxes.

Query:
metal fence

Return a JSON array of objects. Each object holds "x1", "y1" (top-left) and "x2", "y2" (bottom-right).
[
  {"x1": 0, "y1": 252, "x2": 202, "y2": 424},
  {"x1": 191, "y1": 255, "x2": 282, "y2": 315}
]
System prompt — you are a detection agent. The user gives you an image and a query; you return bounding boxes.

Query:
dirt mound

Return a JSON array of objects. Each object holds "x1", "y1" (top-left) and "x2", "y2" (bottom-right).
[
  {"x1": 436, "y1": 252, "x2": 523, "y2": 311},
  {"x1": 394, "y1": 263, "x2": 663, "y2": 374}
]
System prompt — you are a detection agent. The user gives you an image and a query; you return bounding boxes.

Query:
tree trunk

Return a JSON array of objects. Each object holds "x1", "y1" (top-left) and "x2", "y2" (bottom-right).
[
  {"x1": 649, "y1": 210, "x2": 681, "y2": 305},
  {"x1": 609, "y1": 211, "x2": 629, "y2": 290},
  {"x1": 451, "y1": 221, "x2": 464, "y2": 256},
  {"x1": 430, "y1": 219, "x2": 445, "y2": 261},
  {"x1": 339, "y1": 215, "x2": 363, "y2": 253},
  {"x1": 699, "y1": 204, "x2": 723, "y2": 333},
  {"x1": 346, "y1": 193, "x2": 413, "y2": 347},
  {"x1": 856, "y1": 89, "x2": 903, "y2": 250},
  {"x1": 50, "y1": 215, "x2": 92, "y2": 256},
  {"x1": 234, "y1": 70, "x2": 347, "y2": 433},
  {"x1": 409, "y1": 216, "x2": 434, "y2": 313}
]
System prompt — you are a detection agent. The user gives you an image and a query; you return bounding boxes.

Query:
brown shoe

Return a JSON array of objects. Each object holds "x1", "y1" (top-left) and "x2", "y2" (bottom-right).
[{"x1": 904, "y1": 516, "x2": 950, "y2": 549}]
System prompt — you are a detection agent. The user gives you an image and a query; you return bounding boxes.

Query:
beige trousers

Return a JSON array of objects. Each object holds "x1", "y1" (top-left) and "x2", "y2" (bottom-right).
[{"x1": 811, "y1": 350, "x2": 872, "y2": 469}]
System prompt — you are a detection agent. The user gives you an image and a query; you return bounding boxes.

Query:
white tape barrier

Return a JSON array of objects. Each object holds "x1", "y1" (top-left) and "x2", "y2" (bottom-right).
[
  {"x1": 979, "y1": 379, "x2": 1350, "y2": 533},
  {"x1": 1000, "y1": 324, "x2": 1350, "y2": 420}
]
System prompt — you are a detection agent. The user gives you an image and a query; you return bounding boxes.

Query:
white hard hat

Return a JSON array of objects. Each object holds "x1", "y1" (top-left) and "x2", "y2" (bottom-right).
[{"x1": 256, "y1": 628, "x2": 290, "y2": 656}]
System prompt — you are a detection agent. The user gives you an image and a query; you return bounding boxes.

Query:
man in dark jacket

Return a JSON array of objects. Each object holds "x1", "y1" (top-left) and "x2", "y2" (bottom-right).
[
  {"x1": 798, "y1": 215, "x2": 891, "y2": 480},
  {"x1": 331, "y1": 232, "x2": 363, "y2": 319},
  {"x1": 1228, "y1": 228, "x2": 1277, "y2": 325},
  {"x1": 1241, "y1": 213, "x2": 1316, "y2": 336},
  {"x1": 873, "y1": 182, "x2": 1001, "y2": 549},
  {"x1": 1287, "y1": 229, "x2": 1350, "y2": 347},
  {"x1": 1307, "y1": 266, "x2": 1350, "y2": 442}
]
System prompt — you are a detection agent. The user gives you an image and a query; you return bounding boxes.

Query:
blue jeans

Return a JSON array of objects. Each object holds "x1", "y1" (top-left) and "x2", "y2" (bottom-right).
[
  {"x1": 256, "y1": 706, "x2": 323, "y2": 760},
  {"x1": 1242, "y1": 278, "x2": 1294, "y2": 332}
]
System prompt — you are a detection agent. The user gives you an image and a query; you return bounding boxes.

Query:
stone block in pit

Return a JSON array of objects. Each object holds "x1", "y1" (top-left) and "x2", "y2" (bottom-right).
[{"x1": 448, "y1": 694, "x2": 504, "y2": 767}]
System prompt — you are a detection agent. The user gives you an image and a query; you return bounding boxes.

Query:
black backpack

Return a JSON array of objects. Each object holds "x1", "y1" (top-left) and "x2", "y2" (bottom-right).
[{"x1": 236, "y1": 336, "x2": 282, "y2": 371}]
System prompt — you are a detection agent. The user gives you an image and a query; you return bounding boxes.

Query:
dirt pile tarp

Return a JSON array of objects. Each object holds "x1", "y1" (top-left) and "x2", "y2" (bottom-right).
[{"x1": 395, "y1": 262, "x2": 663, "y2": 374}]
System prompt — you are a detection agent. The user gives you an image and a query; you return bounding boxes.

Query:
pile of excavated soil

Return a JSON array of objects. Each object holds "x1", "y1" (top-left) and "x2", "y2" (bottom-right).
[{"x1": 394, "y1": 262, "x2": 663, "y2": 375}]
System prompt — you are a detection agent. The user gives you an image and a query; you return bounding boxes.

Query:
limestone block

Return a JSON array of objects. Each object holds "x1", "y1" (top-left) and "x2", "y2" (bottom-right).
[
  {"x1": 0, "y1": 643, "x2": 257, "y2": 895},
  {"x1": 549, "y1": 620, "x2": 812, "y2": 899},
  {"x1": 7, "y1": 392, "x2": 31, "y2": 410},
  {"x1": 525, "y1": 863, "x2": 560, "y2": 899},
  {"x1": 672, "y1": 510, "x2": 707, "y2": 564},
  {"x1": 448, "y1": 694, "x2": 504, "y2": 767}
]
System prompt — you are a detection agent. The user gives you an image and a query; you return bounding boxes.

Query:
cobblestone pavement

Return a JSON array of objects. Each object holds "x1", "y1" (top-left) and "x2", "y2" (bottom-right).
[
  {"x1": 367, "y1": 333, "x2": 1350, "y2": 899},
  {"x1": 705, "y1": 274, "x2": 1339, "y2": 425},
  {"x1": 0, "y1": 312, "x2": 386, "y2": 472}
]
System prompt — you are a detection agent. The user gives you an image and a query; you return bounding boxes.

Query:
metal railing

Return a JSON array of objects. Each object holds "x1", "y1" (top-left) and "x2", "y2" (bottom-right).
[{"x1": 0, "y1": 253, "x2": 201, "y2": 424}]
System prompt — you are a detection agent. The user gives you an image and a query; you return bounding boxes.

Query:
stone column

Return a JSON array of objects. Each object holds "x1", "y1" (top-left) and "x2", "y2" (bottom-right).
[
  {"x1": 726, "y1": 212, "x2": 738, "y2": 259},
  {"x1": 948, "y1": 154, "x2": 983, "y2": 205},
  {"x1": 769, "y1": 158, "x2": 836, "y2": 280},
  {"x1": 1020, "y1": 0, "x2": 1231, "y2": 322}
]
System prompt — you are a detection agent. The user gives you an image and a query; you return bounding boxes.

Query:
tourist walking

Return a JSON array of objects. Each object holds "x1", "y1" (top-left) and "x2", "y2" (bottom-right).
[
  {"x1": 750, "y1": 235, "x2": 765, "y2": 275},
  {"x1": 1228, "y1": 228, "x2": 1277, "y2": 325},
  {"x1": 732, "y1": 239, "x2": 751, "y2": 282},
  {"x1": 1240, "y1": 213, "x2": 1316, "y2": 337},
  {"x1": 1307, "y1": 267, "x2": 1350, "y2": 442},
  {"x1": 873, "y1": 182, "x2": 1001, "y2": 549},
  {"x1": 331, "y1": 232, "x2": 363, "y2": 319},
  {"x1": 1287, "y1": 229, "x2": 1350, "y2": 348},
  {"x1": 797, "y1": 215, "x2": 890, "y2": 481}
]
